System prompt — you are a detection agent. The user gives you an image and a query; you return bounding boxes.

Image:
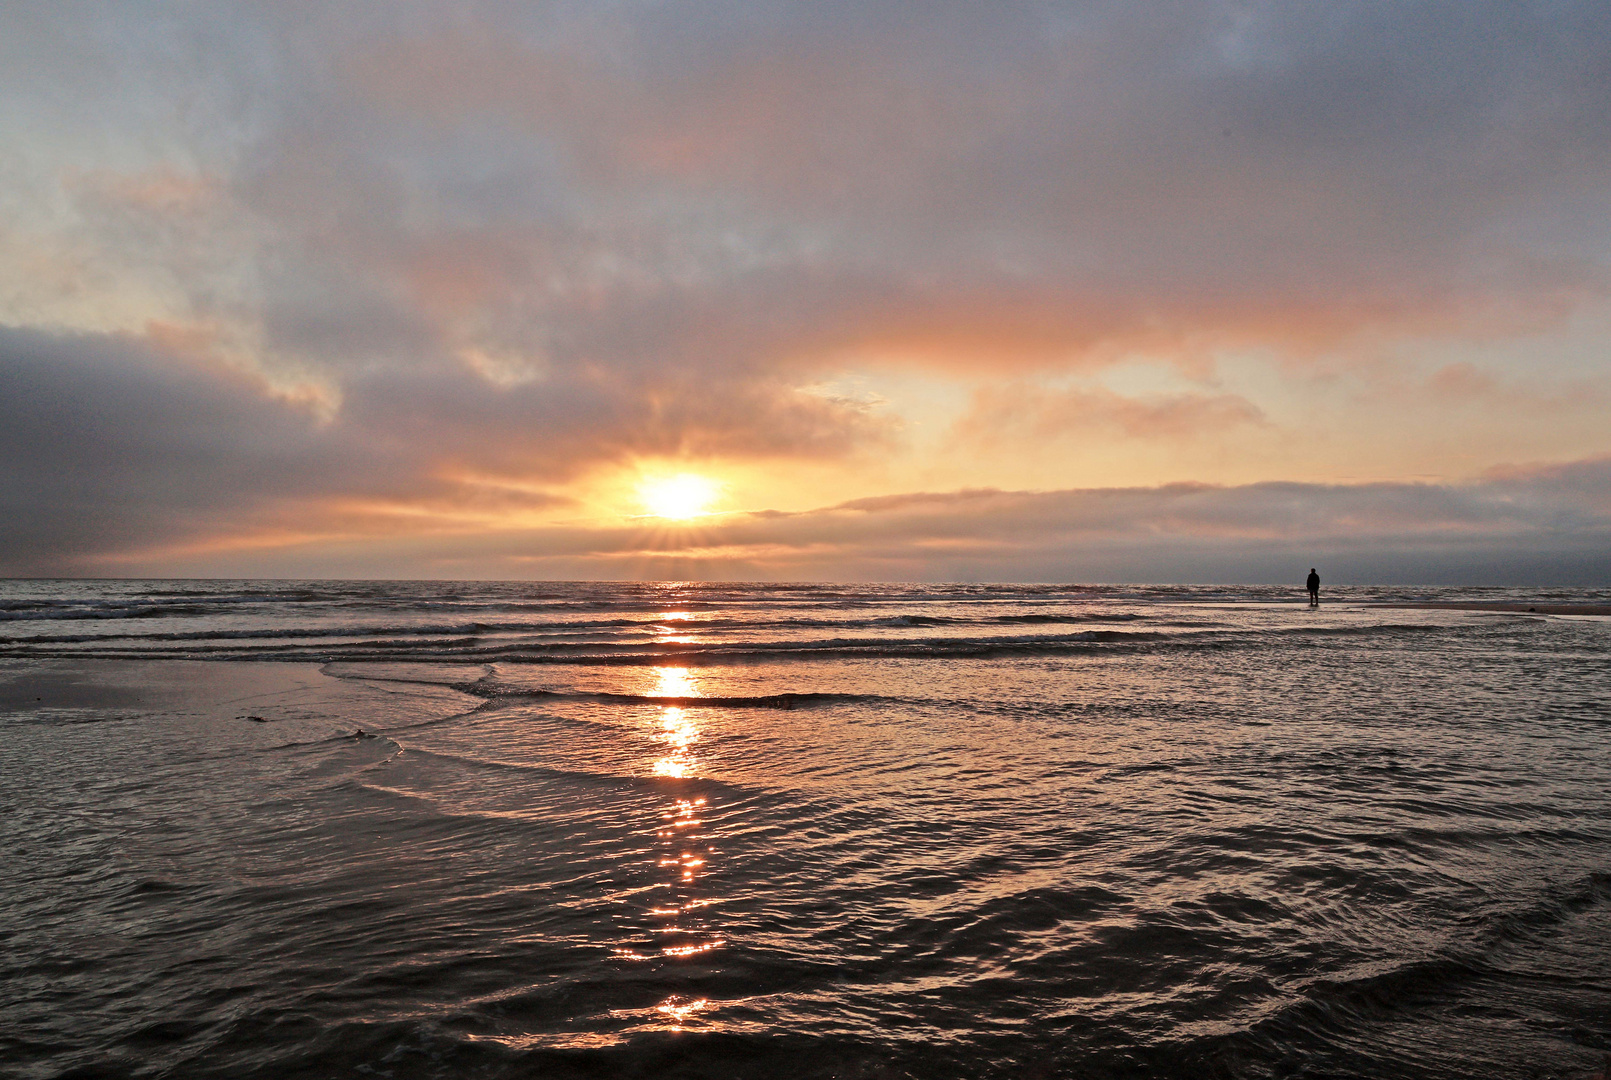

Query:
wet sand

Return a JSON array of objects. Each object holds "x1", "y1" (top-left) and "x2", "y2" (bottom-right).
[
  {"x1": 1366, "y1": 601, "x2": 1611, "y2": 616},
  {"x1": 0, "y1": 658, "x2": 478, "y2": 727}
]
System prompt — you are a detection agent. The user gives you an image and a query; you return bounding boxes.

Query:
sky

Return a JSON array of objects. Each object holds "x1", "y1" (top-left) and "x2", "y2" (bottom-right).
[{"x1": 2, "y1": 0, "x2": 1609, "y2": 583}]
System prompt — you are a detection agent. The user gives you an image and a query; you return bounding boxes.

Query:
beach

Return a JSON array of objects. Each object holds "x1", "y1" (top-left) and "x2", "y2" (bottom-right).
[{"x1": 3, "y1": 580, "x2": 1609, "y2": 1079}]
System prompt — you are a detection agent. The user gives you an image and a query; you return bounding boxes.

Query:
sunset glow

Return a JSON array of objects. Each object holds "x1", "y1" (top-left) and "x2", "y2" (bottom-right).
[
  {"x1": 0, "y1": 4, "x2": 1607, "y2": 584},
  {"x1": 13, "y1": 7, "x2": 1611, "y2": 1077},
  {"x1": 639, "y1": 475, "x2": 720, "y2": 521}
]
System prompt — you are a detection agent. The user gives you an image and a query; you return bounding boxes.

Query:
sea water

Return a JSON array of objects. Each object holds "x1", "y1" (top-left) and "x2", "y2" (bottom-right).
[{"x1": 2, "y1": 580, "x2": 1609, "y2": 1078}]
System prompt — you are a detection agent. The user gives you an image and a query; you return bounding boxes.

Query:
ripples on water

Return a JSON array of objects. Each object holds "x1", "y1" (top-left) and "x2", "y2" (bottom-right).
[{"x1": 2, "y1": 581, "x2": 1609, "y2": 1079}]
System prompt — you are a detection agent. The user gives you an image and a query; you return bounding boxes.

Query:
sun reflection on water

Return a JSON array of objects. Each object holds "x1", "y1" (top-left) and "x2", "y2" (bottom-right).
[
  {"x1": 651, "y1": 667, "x2": 702, "y2": 777},
  {"x1": 613, "y1": 662, "x2": 726, "y2": 1028},
  {"x1": 652, "y1": 706, "x2": 698, "y2": 777},
  {"x1": 655, "y1": 997, "x2": 711, "y2": 1025},
  {"x1": 651, "y1": 666, "x2": 698, "y2": 699}
]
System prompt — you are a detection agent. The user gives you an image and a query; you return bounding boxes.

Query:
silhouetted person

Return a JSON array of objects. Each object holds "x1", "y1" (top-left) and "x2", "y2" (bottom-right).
[{"x1": 1306, "y1": 568, "x2": 1320, "y2": 607}]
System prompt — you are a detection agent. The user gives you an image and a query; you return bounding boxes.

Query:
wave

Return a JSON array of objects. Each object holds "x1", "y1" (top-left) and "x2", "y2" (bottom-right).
[
  {"x1": 466, "y1": 687, "x2": 874, "y2": 710},
  {"x1": 1212, "y1": 869, "x2": 1611, "y2": 1070},
  {"x1": 0, "y1": 608, "x2": 1175, "y2": 644},
  {"x1": 0, "y1": 620, "x2": 1459, "y2": 666},
  {"x1": 0, "y1": 619, "x2": 651, "y2": 644},
  {"x1": 0, "y1": 628, "x2": 1181, "y2": 664},
  {"x1": 0, "y1": 603, "x2": 222, "y2": 621},
  {"x1": 994, "y1": 612, "x2": 1146, "y2": 623},
  {"x1": 868, "y1": 613, "x2": 1149, "y2": 627},
  {"x1": 378, "y1": 746, "x2": 758, "y2": 799}
]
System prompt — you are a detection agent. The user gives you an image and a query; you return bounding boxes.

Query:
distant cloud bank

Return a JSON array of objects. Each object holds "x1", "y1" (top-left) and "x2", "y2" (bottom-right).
[{"x1": 4, "y1": 327, "x2": 1607, "y2": 583}]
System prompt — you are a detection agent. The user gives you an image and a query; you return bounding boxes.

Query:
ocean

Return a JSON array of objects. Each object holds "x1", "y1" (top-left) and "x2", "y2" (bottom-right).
[{"x1": 2, "y1": 580, "x2": 1609, "y2": 1079}]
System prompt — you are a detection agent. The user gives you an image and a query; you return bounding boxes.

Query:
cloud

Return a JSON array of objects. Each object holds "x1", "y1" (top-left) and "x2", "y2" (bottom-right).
[
  {"x1": 52, "y1": 428, "x2": 1610, "y2": 584},
  {"x1": 953, "y1": 383, "x2": 1266, "y2": 444},
  {"x1": 0, "y1": 327, "x2": 351, "y2": 573},
  {"x1": 509, "y1": 462, "x2": 1611, "y2": 584},
  {"x1": 3, "y1": 3, "x2": 1611, "y2": 580},
  {"x1": 0, "y1": 325, "x2": 889, "y2": 575},
  {"x1": 14, "y1": 1, "x2": 1610, "y2": 378},
  {"x1": 322, "y1": 0, "x2": 1611, "y2": 362}
]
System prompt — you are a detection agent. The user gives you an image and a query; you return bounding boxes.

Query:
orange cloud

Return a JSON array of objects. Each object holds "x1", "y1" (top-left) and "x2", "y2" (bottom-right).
[{"x1": 953, "y1": 382, "x2": 1266, "y2": 444}]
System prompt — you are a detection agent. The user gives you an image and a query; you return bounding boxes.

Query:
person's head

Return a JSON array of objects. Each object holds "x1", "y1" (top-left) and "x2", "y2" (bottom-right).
[{"x1": 1310, "y1": 568, "x2": 1316, "y2": 573}]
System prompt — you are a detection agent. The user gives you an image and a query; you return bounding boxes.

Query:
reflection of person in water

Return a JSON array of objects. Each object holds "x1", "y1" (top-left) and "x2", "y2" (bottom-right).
[{"x1": 1306, "y1": 568, "x2": 1320, "y2": 607}]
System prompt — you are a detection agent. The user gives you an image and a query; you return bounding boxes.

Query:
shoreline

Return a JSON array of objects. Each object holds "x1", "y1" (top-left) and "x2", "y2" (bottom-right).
[{"x1": 1364, "y1": 601, "x2": 1611, "y2": 616}]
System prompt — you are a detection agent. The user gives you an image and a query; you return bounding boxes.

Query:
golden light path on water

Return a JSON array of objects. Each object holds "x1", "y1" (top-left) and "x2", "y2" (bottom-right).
[
  {"x1": 651, "y1": 667, "x2": 700, "y2": 780},
  {"x1": 609, "y1": 660, "x2": 723, "y2": 1031}
]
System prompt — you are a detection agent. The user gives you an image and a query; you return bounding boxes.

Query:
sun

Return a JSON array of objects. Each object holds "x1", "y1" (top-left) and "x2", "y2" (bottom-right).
[{"x1": 639, "y1": 473, "x2": 720, "y2": 520}]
